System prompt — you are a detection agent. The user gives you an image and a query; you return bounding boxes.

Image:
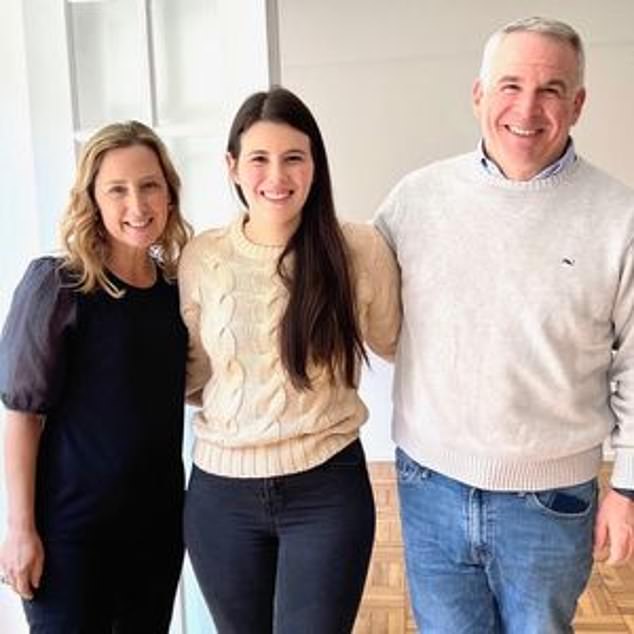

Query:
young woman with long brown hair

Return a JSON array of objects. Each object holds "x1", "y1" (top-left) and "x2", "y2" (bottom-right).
[{"x1": 179, "y1": 87, "x2": 401, "y2": 633}]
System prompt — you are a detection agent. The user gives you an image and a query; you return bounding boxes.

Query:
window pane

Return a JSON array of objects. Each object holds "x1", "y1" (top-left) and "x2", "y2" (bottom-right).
[
  {"x1": 152, "y1": 0, "x2": 224, "y2": 128},
  {"x1": 166, "y1": 134, "x2": 236, "y2": 232},
  {"x1": 69, "y1": 0, "x2": 148, "y2": 129}
]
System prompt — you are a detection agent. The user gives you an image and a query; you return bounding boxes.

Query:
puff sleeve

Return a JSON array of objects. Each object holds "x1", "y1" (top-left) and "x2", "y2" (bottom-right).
[{"x1": 0, "y1": 257, "x2": 77, "y2": 414}]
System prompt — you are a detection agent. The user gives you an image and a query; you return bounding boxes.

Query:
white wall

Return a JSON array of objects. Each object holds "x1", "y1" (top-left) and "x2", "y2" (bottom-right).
[
  {"x1": 0, "y1": 1, "x2": 40, "y2": 628},
  {"x1": 278, "y1": 0, "x2": 634, "y2": 217},
  {"x1": 277, "y1": 0, "x2": 634, "y2": 459},
  {"x1": 0, "y1": 0, "x2": 41, "y2": 300}
]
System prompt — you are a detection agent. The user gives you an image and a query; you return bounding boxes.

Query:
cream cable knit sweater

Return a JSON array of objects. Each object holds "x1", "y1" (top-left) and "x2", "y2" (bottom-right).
[{"x1": 178, "y1": 215, "x2": 401, "y2": 477}]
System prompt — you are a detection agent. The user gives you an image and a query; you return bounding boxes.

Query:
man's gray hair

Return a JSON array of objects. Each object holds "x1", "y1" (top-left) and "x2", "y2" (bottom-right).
[{"x1": 479, "y1": 16, "x2": 585, "y2": 88}]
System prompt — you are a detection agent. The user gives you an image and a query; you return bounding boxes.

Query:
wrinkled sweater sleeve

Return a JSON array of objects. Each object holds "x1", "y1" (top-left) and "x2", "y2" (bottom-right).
[
  {"x1": 0, "y1": 257, "x2": 76, "y2": 414},
  {"x1": 373, "y1": 178, "x2": 405, "y2": 252},
  {"x1": 364, "y1": 226, "x2": 401, "y2": 360},
  {"x1": 178, "y1": 239, "x2": 213, "y2": 406},
  {"x1": 609, "y1": 238, "x2": 634, "y2": 488},
  {"x1": 345, "y1": 223, "x2": 401, "y2": 361}
]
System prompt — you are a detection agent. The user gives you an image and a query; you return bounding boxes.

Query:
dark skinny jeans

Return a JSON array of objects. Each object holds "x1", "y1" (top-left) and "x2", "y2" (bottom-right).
[{"x1": 184, "y1": 439, "x2": 376, "y2": 634}]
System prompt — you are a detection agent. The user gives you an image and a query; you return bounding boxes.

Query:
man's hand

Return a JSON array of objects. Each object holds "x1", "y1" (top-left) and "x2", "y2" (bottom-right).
[{"x1": 593, "y1": 488, "x2": 634, "y2": 565}]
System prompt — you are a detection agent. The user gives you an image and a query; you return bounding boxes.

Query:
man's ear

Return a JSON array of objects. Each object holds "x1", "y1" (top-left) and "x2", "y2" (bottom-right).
[
  {"x1": 472, "y1": 79, "x2": 484, "y2": 118},
  {"x1": 570, "y1": 87, "x2": 586, "y2": 126}
]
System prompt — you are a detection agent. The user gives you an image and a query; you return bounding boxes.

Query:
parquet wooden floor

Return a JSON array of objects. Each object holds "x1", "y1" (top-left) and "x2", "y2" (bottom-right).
[{"x1": 354, "y1": 462, "x2": 634, "y2": 634}]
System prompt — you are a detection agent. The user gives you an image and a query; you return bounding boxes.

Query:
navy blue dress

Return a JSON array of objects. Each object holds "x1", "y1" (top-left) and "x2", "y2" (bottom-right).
[{"x1": 0, "y1": 257, "x2": 187, "y2": 631}]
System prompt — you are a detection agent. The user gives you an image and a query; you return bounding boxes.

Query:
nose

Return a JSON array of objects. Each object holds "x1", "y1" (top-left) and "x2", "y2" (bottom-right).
[
  {"x1": 515, "y1": 90, "x2": 541, "y2": 118},
  {"x1": 126, "y1": 187, "x2": 147, "y2": 215},
  {"x1": 268, "y1": 159, "x2": 287, "y2": 183}
]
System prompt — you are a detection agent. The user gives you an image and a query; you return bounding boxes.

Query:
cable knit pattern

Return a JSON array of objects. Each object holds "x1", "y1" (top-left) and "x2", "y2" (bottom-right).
[{"x1": 179, "y1": 214, "x2": 401, "y2": 477}]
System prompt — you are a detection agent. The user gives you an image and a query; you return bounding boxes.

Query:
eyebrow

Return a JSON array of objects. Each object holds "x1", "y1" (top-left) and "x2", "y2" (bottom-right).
[
  {"x1": 100, "y1": 172, "x2": 163, "y2": 184},
  {"x1": 497, "y1": 75, "x2": 569, "y2": 92},
  {"x1": 542, "y1": 79, "x2": 568, "y2": 92},
  {"x1": 246, "y1": 148, "x2": 309, "y2": 156}
]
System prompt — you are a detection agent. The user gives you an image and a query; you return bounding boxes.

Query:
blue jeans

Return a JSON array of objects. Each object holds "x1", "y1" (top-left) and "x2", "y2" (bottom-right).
[
  {"x1": 396, "y1": 448, "x2": 597, "y2": 634},
  {"x1": 184, "y1": 440, "x2": 375, "y2": 634}
]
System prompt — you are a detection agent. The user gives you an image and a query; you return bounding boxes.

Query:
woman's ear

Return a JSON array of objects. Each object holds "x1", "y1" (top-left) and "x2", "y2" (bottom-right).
[{"x1": 226, "y1": 152, "x2": 238, "y2": 183}]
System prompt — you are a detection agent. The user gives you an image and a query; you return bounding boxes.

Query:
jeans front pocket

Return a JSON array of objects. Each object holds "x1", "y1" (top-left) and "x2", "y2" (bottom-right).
[{"x1": 527, "y1": 478, "x2": 597, "y2": 519}]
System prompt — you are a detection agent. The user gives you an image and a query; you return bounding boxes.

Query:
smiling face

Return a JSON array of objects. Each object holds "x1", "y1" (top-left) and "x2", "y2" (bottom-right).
[
  {"x1": 94, "y1": 144, "x2": 170, "y2": 259},
  {"x1": 227, "y1": 120, "x2": 315, "y2": 245},
  {"x1": 473, "y1": 31, "x2": 586, "y2": 181}
]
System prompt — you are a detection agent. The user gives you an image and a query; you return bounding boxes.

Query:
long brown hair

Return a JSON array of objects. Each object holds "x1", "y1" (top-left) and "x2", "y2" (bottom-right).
[
  {"x1": 227, "y1": 87, "x2": 367, "y2": 390},
  {"x1": 59, "y1": 120, "x2": 192, "y2": 297}
]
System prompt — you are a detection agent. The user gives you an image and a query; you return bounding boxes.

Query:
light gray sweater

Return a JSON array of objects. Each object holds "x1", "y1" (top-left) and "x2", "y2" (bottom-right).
[{"x1": 376, "y1": 152, "x2": 634, "y2": 491}]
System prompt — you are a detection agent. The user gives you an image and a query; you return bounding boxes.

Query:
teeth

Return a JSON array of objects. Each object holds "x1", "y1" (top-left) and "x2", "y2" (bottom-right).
[
  {"x1": 507, "y1": 125, "x2": 538, "y2": 137},
  {"x1": 263, "y1": 192, "x2": 290, "y2": 200},
  {"x1": 126, "y1": 219, "x2": 151, "y2": 228}
]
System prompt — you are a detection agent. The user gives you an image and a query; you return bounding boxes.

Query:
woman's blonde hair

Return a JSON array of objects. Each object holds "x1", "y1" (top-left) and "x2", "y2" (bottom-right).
[{"x1": 59, "y1": 120, "x2": 193, "y2": 297}]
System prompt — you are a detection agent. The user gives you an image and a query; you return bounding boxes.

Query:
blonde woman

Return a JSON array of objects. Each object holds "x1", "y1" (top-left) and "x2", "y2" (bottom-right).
[{"x1": 0, "y1": 121, "x2": 192, "y2": 632}]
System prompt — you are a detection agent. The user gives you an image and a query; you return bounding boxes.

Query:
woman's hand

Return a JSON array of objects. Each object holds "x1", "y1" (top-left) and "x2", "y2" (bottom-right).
[
  {"x1": 1, "y1": 410, "x2": 45, "y2": 600},
  {"x1": 1, "y1": 526, "x2": 44, "y2": 599}
]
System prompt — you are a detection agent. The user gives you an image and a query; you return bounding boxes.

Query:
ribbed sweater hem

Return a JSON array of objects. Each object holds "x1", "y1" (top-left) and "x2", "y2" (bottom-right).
[
  {"x1": 192, "y1": 431, "x2": 359, "y2": 478},
  {"x1": 395, "y1": 430, "x2": 602, "y2": 491}
]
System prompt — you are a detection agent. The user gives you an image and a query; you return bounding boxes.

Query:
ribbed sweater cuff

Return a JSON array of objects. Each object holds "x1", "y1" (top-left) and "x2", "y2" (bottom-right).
[{"x1": 610, "y1": 450, "x2": 634, "y2": 489}]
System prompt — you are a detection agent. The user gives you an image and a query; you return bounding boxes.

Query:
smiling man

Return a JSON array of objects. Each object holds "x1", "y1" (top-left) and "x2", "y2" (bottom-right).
[
  {"x1": 473, "y1": 25, "x2": 586, "y2": 181},
  {"x1": 375, "y1": 17, "x2": 634, "y2": 634}
]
